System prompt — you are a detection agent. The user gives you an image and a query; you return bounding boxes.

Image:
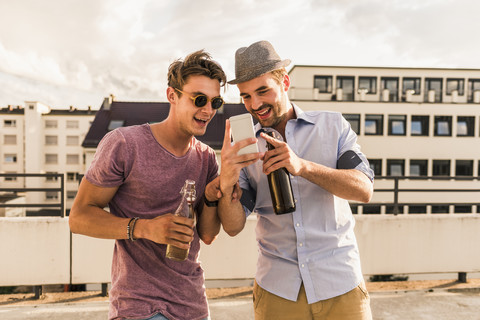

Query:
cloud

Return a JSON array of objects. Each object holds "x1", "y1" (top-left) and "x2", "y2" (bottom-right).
[{"x1": 0, "y1": 0, "x2": 479, "y2": 108}]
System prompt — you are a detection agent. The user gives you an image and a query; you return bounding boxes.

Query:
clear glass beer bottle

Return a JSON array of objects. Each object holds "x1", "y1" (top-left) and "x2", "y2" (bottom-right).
[{"x1": 166, "y1": 179, "x2": 196, "y2": 261}]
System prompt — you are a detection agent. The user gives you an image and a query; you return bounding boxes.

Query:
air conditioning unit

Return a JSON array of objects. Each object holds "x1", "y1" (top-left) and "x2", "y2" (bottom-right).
[
  {"x1": 451, "y1": 90, "x2": 458, "y2": 103},
  {"x1": 428, "y1": 90, "x2": 436, "y2": 103},
  {"x1": 358, "y1": 88, "x2": 368, "y2": 101},
  {"x1": 382, "y1": 89, "x2": 390, "y2": 102},
  {"x1": 405, "y1": 89, "x2": 415, "y2": 102},
  {"x1": 336, "y1": 88, "x2": 343, "y2": 101},
  {"x1": 474, "y1": 90, "x2": 480, "y2": 103}
]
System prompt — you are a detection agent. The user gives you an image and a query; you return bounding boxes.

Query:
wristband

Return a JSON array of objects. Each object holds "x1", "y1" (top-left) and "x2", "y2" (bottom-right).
[{"x1": 204, "y1": 197, "x2": 219, "y2": 207}]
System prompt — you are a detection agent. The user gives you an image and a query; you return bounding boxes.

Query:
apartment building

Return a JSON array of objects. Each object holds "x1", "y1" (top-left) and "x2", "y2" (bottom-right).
[
  {"x1": 0, "y1": 102, "x2": 96, "y2": 216},
  {"x1": 288, "y1": 65, "x2": 480, "y2": 214}
]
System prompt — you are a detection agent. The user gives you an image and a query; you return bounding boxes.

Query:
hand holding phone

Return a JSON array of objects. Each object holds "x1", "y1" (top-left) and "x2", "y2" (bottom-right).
[{"x1": 229, "y1": 113, "x2": 259, "y2": 155}]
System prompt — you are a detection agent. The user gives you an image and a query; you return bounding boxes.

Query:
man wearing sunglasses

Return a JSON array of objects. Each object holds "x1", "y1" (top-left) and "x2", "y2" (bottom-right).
[
  {"x1": 70, "y1": 50, "x2": 245, "y2": 320},
  {"x1": 217, "y1": 41, "x2": 374, "y2": 320}
]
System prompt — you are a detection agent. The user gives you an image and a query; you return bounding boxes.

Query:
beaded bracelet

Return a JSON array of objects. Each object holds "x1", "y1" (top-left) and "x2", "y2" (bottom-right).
[
  {"x1": 129, "y1": 217, "x2": 139, "y2": 241},
  {"x1": 126, "y1": 218, "x2": 135, "y2": 240}
]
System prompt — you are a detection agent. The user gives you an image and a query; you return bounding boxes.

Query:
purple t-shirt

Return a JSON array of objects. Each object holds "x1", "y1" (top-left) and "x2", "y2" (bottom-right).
[{"x1": 85, "y1": 124, "x2": 218, "y2": 320}]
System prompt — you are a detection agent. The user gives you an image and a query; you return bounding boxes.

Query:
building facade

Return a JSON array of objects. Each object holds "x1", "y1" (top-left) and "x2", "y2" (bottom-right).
[
  {"x1": 288, "y1": 65, "x2": 480, "y2": 215},
  {"x1": 0, "y1": 102, "x2": 96, "y2": 216}
]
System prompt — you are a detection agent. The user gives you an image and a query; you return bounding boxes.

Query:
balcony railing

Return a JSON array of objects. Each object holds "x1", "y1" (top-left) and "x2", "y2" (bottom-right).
[
  {"x1": 0, "y1": 173, "x2": 66, "y2": 217},
  {"x1": 355, "y1": 175, "x2": 480, "y2": 215}
]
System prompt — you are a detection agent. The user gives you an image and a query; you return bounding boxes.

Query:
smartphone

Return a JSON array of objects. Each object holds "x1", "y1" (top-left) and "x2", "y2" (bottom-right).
[{"x1": 229, "y1": 113, "x2": 259, "y2": 155}]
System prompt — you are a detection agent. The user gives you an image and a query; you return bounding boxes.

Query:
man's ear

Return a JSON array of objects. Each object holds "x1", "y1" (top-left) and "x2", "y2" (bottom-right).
[
  {"x1": 282, "y1": 74, "x2": 291, "y2": 92},
  {"x1": 167, "y1": 87, "x2": 177, "y2": 104}
]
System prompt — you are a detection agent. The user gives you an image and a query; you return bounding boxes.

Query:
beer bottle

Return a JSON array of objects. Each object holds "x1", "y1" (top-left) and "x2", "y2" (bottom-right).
[
  {"x1": 166, "y1": 179, "x2": 196, "y2": 261},
  {"x1": 266, "y1": 132, "x2": 296, "y2": 214}
]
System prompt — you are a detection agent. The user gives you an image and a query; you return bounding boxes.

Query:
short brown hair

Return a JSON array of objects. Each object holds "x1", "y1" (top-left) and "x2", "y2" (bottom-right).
[
  {"x1": 168, "y1": 50, "x2": 226, "y2": 95},
  {"x1": 270, "y1": 68, "x2": 287, "y2": 84}
]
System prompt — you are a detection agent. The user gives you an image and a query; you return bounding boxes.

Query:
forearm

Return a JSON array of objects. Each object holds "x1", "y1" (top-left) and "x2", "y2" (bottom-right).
[
  {"x1": 197, "y1": 205, "x2": 221, "y2": 245},
  {"x1": 218, "y1": 186, "x2": 246, "y2": 237},
  {"x1": 69, "y1": 204, "x2": 131, "y2": 240},
  {"x1": 299, "y1": 159, "x2": 373, "y2": 203}
]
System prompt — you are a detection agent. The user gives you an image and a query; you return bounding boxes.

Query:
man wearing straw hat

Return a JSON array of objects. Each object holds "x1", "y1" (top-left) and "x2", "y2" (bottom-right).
[{"x1": 218, "y1": 40, "x2": 374, "y2": 319}]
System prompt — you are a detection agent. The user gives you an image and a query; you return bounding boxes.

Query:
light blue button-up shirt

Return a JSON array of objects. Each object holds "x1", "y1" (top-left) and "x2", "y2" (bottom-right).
[{"x1": 239, "y1": 104, "x2": 374, "y2": 304}]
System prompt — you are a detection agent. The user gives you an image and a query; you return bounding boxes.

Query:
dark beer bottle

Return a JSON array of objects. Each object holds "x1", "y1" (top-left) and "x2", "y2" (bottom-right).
[
  {"x1": 266, "y1": 132, "x2": 296, "y2": 215},
  {"x1": 166, "y1": 179, "x2": 196, "y2": 261}
]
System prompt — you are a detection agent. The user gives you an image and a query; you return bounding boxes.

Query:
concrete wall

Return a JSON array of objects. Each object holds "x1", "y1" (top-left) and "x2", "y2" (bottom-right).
[{"x1": 1, "y1": 215, "x2": 479, "y2": 287}]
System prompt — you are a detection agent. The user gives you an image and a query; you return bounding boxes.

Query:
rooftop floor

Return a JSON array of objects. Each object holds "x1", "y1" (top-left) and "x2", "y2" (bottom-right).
[{"x1": 1, "y1": 279, "x2": 479, "y2": 319}]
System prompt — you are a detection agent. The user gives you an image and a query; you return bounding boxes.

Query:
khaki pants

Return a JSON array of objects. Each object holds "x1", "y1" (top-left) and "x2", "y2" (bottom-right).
[{"x1": 253, "y1": 281, "x2": 372, "y2": 320}]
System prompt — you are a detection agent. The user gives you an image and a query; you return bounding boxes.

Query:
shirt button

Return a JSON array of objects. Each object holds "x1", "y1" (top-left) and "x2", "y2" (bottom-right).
[
  {"x1": 296, "y1": 223, "x2": 300, "y2": 227},
  {"x1": 299, "y1": 243, "x2": 303, "y2": 247},
  {"x1": 301, "y1": 264, "x2": 305, "y2": 268}
]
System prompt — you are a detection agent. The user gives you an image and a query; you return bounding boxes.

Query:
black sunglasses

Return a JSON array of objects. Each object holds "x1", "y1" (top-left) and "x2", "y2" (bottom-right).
[{"x1": 174, "y1": 88, "x2": 224, "y2": 110}]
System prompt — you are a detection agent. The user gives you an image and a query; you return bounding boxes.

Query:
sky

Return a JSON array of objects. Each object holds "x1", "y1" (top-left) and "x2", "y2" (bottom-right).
[{"x1": 0, "y1": 0, "x2": 479, "y2": 110}]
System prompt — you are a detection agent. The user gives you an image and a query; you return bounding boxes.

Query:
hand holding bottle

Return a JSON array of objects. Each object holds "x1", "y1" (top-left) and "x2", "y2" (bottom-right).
[
  {"x1": 262, "y1": 132, "x2": 296, "y2": 215},
  {"x1": 166, "y1": 180, "x2": 197, "y2": 261},
  {"x1": 260, "y1": 132, "x2": 304, "y2": 176}
]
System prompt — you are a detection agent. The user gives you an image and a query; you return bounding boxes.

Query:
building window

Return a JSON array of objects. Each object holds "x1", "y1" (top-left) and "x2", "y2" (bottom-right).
[
  {"x1": 66, "y1": 135, "x2": 79, "y2": 146},
  {"x1": 411, "y1": 115, "x2": 429, "y2": 136},
  {"x1": 402, "y1": 77, "x2": 421, "y2": 95},
  {"x1": 4, "y1": 172, "x2": 17, "y2": 181},
  {"x1": 45, "y1": 154, "x2": 58, "y2": 164},
  {"x1": 467, "y1": 79, "x2": 480, "y2": 102},
  {"x1": 66, "y1": 120, "x2": 79, "y2": 129},
  {"x1": 67, "y1": 172, "x2": 77, "y2": 181},
  {"x1": 314, "y1": 75, "x2": 333, "y2": 93},
  {"x1": 387, "y1": 159, "x2": 404, "y2": 176},
  {"x1": 388, "y1": 115, "x2": 406, "y2": 135},
  {"x1": 46, "y1": 191, "x2": 59, "y2": 200},
  {"x1": 4, "y1": 119, "x2": 16, "y2": 127},
  {"x1": 433, "y1": 160, "x2": 450, "y2": 176},
  {"x1": 456, "y1": 116, "x2": 474, "y2": 137},
  {"x1": 4, "y1": 154, "x2": 17, "y2": 163},
  {"x1": 434, "y1": 116, "x2": 452, "y2": 136},
  {"x1": 45, "y1": 120, "x2": 58, "y2": 128},
  {"x1": 446, "y1": 78, "x2": 465, "y2": 95},
  {"x1": 108, "y1": 120, "x2": 125, "y2": 131},
  {"x1": 456, "y1": 160, "x2": 473, "y2": 176},
  {"x1": 425, "y1": 78, "x2": 443, "y2": 102},
  {"x1": 66, "y1": 154, "x2": 79, "y2": 165},
  {"x1": 368, "y1": 159, "x2": 382, "y2": 176},
  {"x1": 45, "y1": 135, "x2": 58, "y2": 145},
  {"x1": 343, "y1": 114, "x2": 360, "y2": 134},
  {"x1": 432, "y1": 205, "x2": 449, "y2": 214},
  {"x1": 336, "y1": 76, "x2": 355, "y2": 101},
  {"x1": 358, "y1": 77, "x2": 377, "y2": 94},
  {"x1": 362, "y1": 205, "x2": 381, "y2": 214},
  {"x1": 386, "y1": 205, "x2": 404, "y2": 215},
  {"x1": 3, "y1": 135, "x2": 17, "y2": 145},
  {"x1": 45, "y1": 172, "x2": 58, "y2": 182},
  {"x1": 410, "y1": 159, "x2": 428, "y2": 176},
  {"x1": 381, "y1": 77, "x2": 399, "y2": 102},
  {"x1": 455, "y1": 206, "x2": 471, "y2": 214},
  {"x1": 67, "y1": 191, "x2": 77, "y2": 199},
  {"x1": 365, "y1": 114, "x2": 383, "y2": 135},
  {"x1": 408, "y1": 205, "x2": 426, "y2": 214}
]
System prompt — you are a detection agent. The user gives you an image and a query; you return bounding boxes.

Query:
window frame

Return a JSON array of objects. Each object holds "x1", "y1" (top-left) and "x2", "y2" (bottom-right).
[
  {"x1": 446, "y1": 78, "x2": 465, "y2": 96},
  {"x1": 358, "y1": 76, "x2": 377, "y2": 94},
  {"x1": 313, "y1": 75, "x2": 333, "y2": 93},
  {"x1": 434, "y1": 116, "x2": 452, "y2": 136},
  {"x1": 364, "y1": 114, "x2": 384, "y2": 136},
  {"x1": 343, "y1": 114, "x2": 360, "y2": 135},
  {"x1": 388, "y1": 115, "x2": 407, "y2": 136}
]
